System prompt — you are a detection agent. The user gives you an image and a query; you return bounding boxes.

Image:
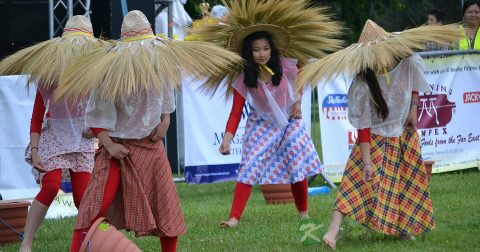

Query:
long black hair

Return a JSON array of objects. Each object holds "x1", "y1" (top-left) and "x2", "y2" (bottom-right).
[
  {"x1": 241, "y1": 31, "x2": 282, "y2": 88},
  {"x1": 358, "y1": 68, "x2": 389, "y2": 120}
]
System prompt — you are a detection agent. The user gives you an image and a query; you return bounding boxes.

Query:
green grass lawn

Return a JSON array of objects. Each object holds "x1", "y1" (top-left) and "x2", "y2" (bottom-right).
[{"x1": 1, "y1": 169, "x2": 479, "y2": 252}]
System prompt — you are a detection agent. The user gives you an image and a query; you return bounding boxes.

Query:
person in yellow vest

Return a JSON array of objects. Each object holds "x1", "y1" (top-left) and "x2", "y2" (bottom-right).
[{"x1": 455, "y1": 0, "x2": 480, "y2": 50}]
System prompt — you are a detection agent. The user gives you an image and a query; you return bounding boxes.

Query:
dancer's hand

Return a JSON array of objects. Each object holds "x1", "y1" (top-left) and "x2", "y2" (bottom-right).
[
  {"x1": 105, "y1": 143, "x2": 130, "y2": 159},
  {"x1": 31, "y1": 149, "x2": 46, "y2": 172},
  {"x1": 290, "y1": 101, "x2": 302, "y2": 119},
  {"x1": 219, "y1": 133, "x2": 233, "y2": 155},
  {"x1": 150, "y1": 120, "x2": 169, "y2": 143},
  {"x1": 362, "y1": 164, "x2": 374, "y2": 183},
  {"x1": 405, "y1": 106, "x2": 418, "y2": 130}
]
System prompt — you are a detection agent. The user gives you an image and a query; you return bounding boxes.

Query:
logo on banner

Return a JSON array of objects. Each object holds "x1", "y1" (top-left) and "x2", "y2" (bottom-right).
[
  {"x1": 417, "y1": 93, "x2": 456, "y2": 130},
  {"x1": 463, "y1": 92, "x2": 480, "y2": 103},
  {"x1": 322, "y1": 94, "x2": 348, "y2": 120},
  {"x1": 347, "y1": 131, "x2": 358, "y2": 150}
]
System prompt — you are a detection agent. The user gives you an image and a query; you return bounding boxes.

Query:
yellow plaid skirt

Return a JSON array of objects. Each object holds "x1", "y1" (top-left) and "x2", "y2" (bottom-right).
[{"x1": 335, "y1": 128, "x2": 435, "y2": 235}]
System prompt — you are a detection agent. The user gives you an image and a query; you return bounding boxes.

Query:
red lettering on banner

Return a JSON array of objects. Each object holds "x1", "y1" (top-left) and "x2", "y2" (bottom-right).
[
  {"x1": 347, "y1": 131, "x2": 357, "y2": 145},
  {"x1": 463, "y1": 92, "x2": 480, "y2": 103}
]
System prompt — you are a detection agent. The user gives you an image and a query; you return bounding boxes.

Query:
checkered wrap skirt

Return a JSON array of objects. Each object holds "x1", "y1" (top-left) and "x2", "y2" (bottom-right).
[
  {"x1": 335, "y1": 128, "x2": 435, "y2": 235},
  {"x1": 74, "y1": 138, "x2": 186, "y2": 237}
]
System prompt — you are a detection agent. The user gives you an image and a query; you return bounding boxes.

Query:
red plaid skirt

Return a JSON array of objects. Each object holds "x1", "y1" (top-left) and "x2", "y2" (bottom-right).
[
  {"x1": 335, "y1": 128, "x2": 435, "y2": 235},
  {"x1": 74, "y1": 138, "x2": 186, "y2": 237}
]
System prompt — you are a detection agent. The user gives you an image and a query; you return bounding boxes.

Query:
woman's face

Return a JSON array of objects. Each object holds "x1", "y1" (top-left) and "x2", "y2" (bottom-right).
[
  {"x1": 427, "y1": 14, "x2": 439, "y2": 25},
  {"x1": 464, "y1": 4, "x2": 480, "y2": 27},
  {"x1": 252, "y1": 38, "x2": 271, "y2": 65}
]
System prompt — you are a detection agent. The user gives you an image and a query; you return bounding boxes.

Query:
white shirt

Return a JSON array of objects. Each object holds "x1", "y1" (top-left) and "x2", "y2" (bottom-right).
[{"x1": 348, "y1": 55, "x2": 431, "y2": 137}]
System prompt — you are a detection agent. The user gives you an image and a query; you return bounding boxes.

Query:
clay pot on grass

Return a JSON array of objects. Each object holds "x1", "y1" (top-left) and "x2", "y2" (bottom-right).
[{"x1": 0, "y1": 201, "x2": 31, "y2": 244}]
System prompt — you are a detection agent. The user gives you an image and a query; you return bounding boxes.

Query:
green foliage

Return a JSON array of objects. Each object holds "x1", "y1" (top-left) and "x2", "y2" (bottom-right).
[
  {"x1": 184, "y1": 0, "x2": 222, "y2": 19},
  {"x1": 311, "y1": 0, "x2": 462, "y2": 43},
  {"x1": 183, "y1": 0, "x2": 462, "y2": 43}
]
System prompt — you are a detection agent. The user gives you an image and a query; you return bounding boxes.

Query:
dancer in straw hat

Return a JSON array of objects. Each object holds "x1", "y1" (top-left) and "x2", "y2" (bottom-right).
[
  {"x1": 189, "y1": 0, "x2": 343, "y2": 228},
  {"x1": 0, "y1": 15, "x2": 103, "y2": 252},
  {"x1": 53, "y1": 10, "x2": 243, "y2": 252},
  {"x1": 296, "y1": 20, "x2": 461, "y2": 249}
]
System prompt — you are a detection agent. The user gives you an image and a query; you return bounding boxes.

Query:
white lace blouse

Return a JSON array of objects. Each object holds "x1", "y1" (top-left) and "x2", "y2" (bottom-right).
[
  {"x1": 85, "y1": 84, "x2": 175, "y2": 139},
  {"x1": 348, "y1": 55, "x2": 431, "y2": 137}
]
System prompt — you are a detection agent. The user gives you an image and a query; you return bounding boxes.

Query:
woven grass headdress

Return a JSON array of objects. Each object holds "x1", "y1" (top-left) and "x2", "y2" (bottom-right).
[
  {"x1": 54, "y1": 10, "x2": 243, "y2": 103},
  {"x1": 189, "y1": 0, "x2": 343, "y2": 95},
  {"x1": 0, "y1": 15, "x2": 106, "y2": 90},
  {"x1": 296, "y1": 20, "x2": 462, "y2": 90}
]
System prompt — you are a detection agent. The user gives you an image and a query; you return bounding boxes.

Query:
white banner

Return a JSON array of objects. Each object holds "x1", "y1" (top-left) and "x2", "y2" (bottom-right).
[
  {"x1": 317, "y1": 75, "x2": 355, "y2": 182},
  {"x1": 318, "y1": 54, "x2": 480, "y2": 182},
  {"x1": 0, "y1": 75, "x2": 38, "y2": 198},
  {"x1": 182, "y1": 78, "x2": 312, "y2": 183}
]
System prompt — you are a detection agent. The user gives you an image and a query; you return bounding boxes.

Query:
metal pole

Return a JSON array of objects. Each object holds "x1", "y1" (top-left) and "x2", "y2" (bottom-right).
[
  {"x1": 169, "y1": 1, "x2": 185, "y2": 175},
  {"x1": 85, "y1": 0, "x2": 91, "y2": 17},
  {"x1": 167, "y1": 0, "x2": 173, "y2": 38},
  {"x1": 68, "y1": 0, "x2": 73, "y2": 18},
  {"x1": 49, "y1": 0, "x2": 54, "y2": 38},
  {"x1": 120, "y1": 0, "x2": 128, "y2": 16}
]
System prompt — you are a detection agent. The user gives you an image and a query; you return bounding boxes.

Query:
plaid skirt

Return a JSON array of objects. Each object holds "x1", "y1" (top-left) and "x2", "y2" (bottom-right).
[
  {"x1": 74, "y1": 138, "x2": 186, "y2": 237},
  {"x1": 335, "y1": 128, "x2": 435, "y2": 235}
]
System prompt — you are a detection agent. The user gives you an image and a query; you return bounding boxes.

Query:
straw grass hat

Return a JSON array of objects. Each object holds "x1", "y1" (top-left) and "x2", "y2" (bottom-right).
[
  {"x1": 54, "y1": 10, "x2": 243, "y2": 103},
  {"x1": 296, "y1": 20, "x2": 461, "y2": 90},
  {"x1": 0, "y1": 15, "x2": 105, "y2": 90},
  {"x1": 189, "y1": 0, "x2": 343, "y2": 95}
]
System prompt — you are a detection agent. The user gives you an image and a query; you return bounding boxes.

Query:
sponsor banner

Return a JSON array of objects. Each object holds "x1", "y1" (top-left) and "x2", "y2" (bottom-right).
[
  {"x1": 182, "y1": 78, "x2": 312, "y2": 184},
  {"x1": 417, "y1": 54, "x2": 480, "y2": 172},
  {"x1": 317, "y1": 76, "x2": 355, "y2": 182},
  {"x1": 318, "y1": 54, "x2": 480, "y2": 182}
]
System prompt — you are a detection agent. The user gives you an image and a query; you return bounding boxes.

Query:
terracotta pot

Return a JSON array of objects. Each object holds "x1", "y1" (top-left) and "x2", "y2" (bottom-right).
[
  {"x1": 0, "y1": 201, "x2": 30, "y2": 244},
  {"x1": 424, "y1": 160, "x2": 435, "y2": 181},
  {"x1": 79, "y1": 217, "x2": 141, "y2": 252},
  {"x1": 260, "y1": 184, "x2": 294, "y2": 204}
]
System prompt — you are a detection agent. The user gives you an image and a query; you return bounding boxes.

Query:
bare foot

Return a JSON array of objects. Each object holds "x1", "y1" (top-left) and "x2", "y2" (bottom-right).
[
  {"x1": 220, "y1": 218, "x2": 239, "y2": 228},
  {"x1": 399, "y1": 233, "x2": 416, "y2": 241},
  {"x1": 298, "y1": 211, "x2": 309, "y2": 220},
  {"x1": 323, "y1": 228, "x2": 339, "y2": 250},
  {"x1": 19, "y1": 244, "x2": 32, "y2": 252}
]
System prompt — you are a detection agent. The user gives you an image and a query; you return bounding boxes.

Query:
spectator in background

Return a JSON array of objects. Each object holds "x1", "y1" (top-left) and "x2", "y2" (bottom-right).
[
  {"x1": 425, "y1": 10, "x2": 451, "y2": 51},
  {"x1": 427, "y1": 10, "x2": 444, "y2": 25},
  {"x1": 454, "y1": 0, "x2": 480, "y2": 50}
]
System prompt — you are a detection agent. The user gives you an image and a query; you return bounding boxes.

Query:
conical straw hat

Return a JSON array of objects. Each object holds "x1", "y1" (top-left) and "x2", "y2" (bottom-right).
[
  {"x1": 357, "y1": 20, "x2": 391, "y2": 44},
  {"x1": 120, "y1": 10, "x2": 154, "y2": 41},
  {"x1": 296, "y1": 20, "x2": 461, "y2": 90},
  {"x1": 62, "y1": 15, "x2": 94, "y2": 37},
  {"x1": 0, "y1": 15, "x2": 104, "y2": 90},
  {"x1": 54, "y1": 9, "x2": 243, "y2": 103}
]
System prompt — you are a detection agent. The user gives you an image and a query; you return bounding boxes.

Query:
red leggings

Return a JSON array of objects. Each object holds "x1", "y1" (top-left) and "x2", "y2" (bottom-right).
[
  {"x1": 70, "y1": 160, "x2": 177, "y2": 252},
  {"x1": 229, "y1": 179, "x2": 309, "y2": 220},
  {"x1": 35, "y1": 169, "x2": 90, "y2": 208}
]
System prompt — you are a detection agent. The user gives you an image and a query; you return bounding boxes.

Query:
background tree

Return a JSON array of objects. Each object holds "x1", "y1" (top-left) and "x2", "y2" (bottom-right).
[{"x1": 184, "y1": 0, "x2": 463, "y2": 44}]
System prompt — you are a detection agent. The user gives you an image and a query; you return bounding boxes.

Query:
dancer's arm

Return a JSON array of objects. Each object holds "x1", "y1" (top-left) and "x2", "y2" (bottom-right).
[
  {"x1": 220, "y1": 90, "x2": 245, "y2": 155},
  {"x1": 150, "y1": 114, "x2": 170, "y2": 143},
  {"x1": 30, "y1": 91, "x2": 46, "y2": 172},
  {"x1": 290, "y1": 88, "x2": 303, "y2": 119},
  {"x1": 358, "y1": 128, "x2": 373, "y2": 182},
  {"x1": 405, "y1": 91, "x2": 419, "y2": 130}
]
